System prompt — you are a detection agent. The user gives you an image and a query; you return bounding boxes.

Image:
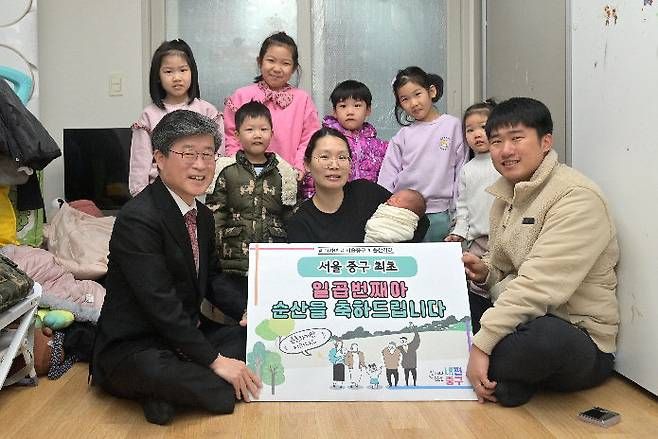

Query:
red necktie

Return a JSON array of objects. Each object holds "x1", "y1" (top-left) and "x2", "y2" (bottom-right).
[{"x1": 184, "y1": 209, "x2": 199, "y2": 273}]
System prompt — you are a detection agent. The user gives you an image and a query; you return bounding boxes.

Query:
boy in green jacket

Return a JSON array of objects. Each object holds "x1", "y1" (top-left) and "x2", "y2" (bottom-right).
[{"x1": 206, "y1": 101, "x2": 297, "y2": 309}]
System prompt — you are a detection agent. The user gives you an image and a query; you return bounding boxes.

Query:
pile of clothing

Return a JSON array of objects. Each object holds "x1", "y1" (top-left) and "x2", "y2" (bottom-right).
[
  {"x1": 1, "y1": 76, "x2": 110, "y2": 382},
  {"x1": 1, "y1": 199, "x2": 114, "y2": 381},
  {"x1": 0, "y1": 78, "x2": 61, "y2": 247}
]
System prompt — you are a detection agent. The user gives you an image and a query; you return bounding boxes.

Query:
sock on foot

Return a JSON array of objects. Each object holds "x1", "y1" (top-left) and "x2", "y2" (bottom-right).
[
  {"x1": 142, "y1": 398, "x2": 176, "y2": 425},
  {"x1": 494, "y1": 381, "x2": 536, "y2": 407}
]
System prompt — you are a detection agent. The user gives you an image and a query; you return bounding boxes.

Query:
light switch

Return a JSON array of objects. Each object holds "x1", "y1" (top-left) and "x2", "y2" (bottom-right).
[{"x1": 109, "y1": 73, "x2": 123, "y2": 96}]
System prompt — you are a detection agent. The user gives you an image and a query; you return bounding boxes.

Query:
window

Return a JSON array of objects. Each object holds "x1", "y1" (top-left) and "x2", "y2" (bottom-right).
[
  {"x1": 163, "y1": 0, "x2": 468, "y2": 140},
  {"x1": 310, "y1": 0, "x2": 447, "y2": 139},
  {"x1": 165, "y1": 0, "x2": 297, "y2": 113}
]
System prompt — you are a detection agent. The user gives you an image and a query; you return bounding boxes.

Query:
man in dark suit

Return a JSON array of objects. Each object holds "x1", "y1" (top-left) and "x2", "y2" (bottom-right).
[
  {"x1": 92, "y1": 110, "x2": 261, "y2": 425},
  {"x1": 399, "y1": 324, "x2": 420, "y2": 386}
]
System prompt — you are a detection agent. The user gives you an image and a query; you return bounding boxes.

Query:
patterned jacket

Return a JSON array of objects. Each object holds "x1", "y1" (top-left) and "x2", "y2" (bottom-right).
[
  {"x1": 301, "y1": 115, "x2": 388, "y2": 199},
  {"x1": 206, "y1": 151, "x2": 298, "y2": 276}
]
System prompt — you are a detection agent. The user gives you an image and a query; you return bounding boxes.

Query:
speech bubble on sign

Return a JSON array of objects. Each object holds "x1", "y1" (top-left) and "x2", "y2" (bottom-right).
[{"x1": 279, "y1": 328, "x2": 332, "y2": 356}]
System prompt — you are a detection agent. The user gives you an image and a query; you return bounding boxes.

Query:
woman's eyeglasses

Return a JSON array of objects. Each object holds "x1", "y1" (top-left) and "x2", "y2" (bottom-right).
[{"x1": 312, "y1": 154, "x2": 351, "y2": 168}]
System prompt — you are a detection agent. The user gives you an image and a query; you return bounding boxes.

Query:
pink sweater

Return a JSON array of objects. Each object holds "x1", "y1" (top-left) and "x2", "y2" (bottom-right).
[
  {"x1": 223, "y1": 82, "x2": 320, "y2": 172},
  {"x1": 128, "y1": 99, "x2": 224, "y2": 197}
]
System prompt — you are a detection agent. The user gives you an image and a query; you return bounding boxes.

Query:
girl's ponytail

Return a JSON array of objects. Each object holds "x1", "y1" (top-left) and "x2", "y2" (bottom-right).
[
  {"x1": 427, "y1": 73, "x2": 444, "y2": 102},
  {"x1": 463, "y1": 98, "x2": 498, "y2": 123}
]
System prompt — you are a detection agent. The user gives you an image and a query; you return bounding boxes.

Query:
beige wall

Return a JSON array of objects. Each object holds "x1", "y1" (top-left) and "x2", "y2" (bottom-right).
[
  {"x1": 38, "y1": 0, "x2": 148, "y2": 218},
  {"x1": 485, "y1": 0, "x2": 567, "y2": 162}
]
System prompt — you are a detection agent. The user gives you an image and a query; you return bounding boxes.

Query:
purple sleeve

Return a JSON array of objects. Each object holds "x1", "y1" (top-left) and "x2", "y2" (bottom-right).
[
  {"x1": 451, "y1": 124, "x2": 468, "y2": 211},
  {"x1": 377, "y1": 135, "x2": 403, "y2": 192},
  {"x1": 371, "y1": 139, "x2": 389, "y2": 182}
]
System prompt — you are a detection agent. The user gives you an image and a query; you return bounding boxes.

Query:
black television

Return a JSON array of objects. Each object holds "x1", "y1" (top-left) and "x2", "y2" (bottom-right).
[{"x1": 63, "y1": 128, "x2": 132, "y2": 211}]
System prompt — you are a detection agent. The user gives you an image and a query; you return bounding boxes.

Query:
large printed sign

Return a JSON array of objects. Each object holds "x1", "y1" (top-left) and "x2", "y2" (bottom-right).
[{"x1": 246, "y1": 243, "x2": 477, "y2": 401}]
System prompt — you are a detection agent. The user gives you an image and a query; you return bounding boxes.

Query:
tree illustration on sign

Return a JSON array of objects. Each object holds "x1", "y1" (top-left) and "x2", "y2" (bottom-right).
[
  {"x1": 247, "y1": 341, "x2": 266, "y2": 379},
  {"x1": 255, "y1": 317, "x2": 295, "y2": 348},
  {"x1": 247, "y1": 341, "x2": 285, "y2": 395}
]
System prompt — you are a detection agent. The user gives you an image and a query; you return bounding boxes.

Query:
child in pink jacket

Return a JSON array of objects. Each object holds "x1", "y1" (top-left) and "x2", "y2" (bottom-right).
[
  {"x1": 302, "y1": 80, "x2": 388, "y2": 199},
  {"x1": 223, "y1": 32, "x2": 320, "y2": 177}
]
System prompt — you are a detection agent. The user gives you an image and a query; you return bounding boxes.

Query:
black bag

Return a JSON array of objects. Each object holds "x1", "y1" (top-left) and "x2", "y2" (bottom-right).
[{"x1": 0, "y1": 253, "x2": 34, "y2": 312}]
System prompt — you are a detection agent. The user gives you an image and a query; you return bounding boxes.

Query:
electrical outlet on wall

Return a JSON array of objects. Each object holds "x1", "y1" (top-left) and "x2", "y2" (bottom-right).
[{"x1": 109, "y1": 72, "x2": 123, "y2": 96}]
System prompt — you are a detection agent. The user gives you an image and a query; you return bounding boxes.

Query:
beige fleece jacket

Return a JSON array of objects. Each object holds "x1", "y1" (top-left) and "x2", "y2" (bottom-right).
[{"x1": 473, "y1": 150, "x2": 619, "y2": 355}]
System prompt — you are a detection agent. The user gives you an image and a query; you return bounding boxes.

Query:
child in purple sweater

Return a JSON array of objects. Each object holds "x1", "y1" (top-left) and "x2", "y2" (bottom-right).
[
  {"x1": 302, "y1": 80, "x2": 388, "y2": 199},
  {"x1": 378, "y1": 67, "x2": 467, "y2": 241}
]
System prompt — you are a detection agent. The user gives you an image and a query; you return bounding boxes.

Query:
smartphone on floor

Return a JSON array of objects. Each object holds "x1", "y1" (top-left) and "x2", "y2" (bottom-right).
[{"x1": 577, "y1": 406, "x2": 621, "y2": 428}]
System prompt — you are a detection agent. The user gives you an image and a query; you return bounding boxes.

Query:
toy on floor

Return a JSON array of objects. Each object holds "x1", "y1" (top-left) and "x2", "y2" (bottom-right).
[
  {"x1": 33, "y1": 309, "x2": 77, "y2": 378},
  {"x1": 35, "y1": 308, "x2": 74, "y2": 330}
]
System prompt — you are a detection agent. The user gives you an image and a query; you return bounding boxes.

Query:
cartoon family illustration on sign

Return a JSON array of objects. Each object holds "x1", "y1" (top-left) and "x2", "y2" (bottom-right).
[
  {"x1": 328, "y1": 322, "x2": 421, "y2": 390},
  {"x1": 249, "y1": 313, "x2": 471, "y2": 395}
]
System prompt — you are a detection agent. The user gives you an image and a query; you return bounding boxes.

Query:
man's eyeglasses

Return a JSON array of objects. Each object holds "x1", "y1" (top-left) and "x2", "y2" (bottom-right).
[
  {"x1": 312, "y1": 154, "x2": 351, "y2": 168},
  {"x1": 169, "y1": 150, "x2": 215, "y2": 163}
]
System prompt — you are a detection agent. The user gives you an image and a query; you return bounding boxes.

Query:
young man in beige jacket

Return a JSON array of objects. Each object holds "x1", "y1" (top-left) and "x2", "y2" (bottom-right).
[{"x1": 463, "y1": 97, "x2": 619, "y2": 407}]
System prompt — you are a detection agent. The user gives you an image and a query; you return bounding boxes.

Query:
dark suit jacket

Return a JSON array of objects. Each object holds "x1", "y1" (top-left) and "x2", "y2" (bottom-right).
[
  {"x1": 400, "y1": 331, "x2": 420, "y2": 369},
  {"x1": 92, "y1": 177, "x2": 245, "y2": 383}
]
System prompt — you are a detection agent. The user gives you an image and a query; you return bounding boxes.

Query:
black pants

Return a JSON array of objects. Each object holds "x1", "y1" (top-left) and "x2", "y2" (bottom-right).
[
  {"x1": 225, "y1": 273, "x2": 248, "y2": 297},
  {"x1": 470, "y1": 292, "x2": 614, "y2": 392},
  {"x1": 98, "y1": 323, "x2": 246, "y2": 414},
  {"x1": 218, "y1": 274, "x2": 248, "y2": 325},
  {"x1": 386, "y1": 369, "x2": 399, "y2": 386},
  {"x1": 468, "y1": 292, "x2": 490, "y2": 334},
  {"x1": 404, "y1": 368, "x2": 417, "y2": 386}
]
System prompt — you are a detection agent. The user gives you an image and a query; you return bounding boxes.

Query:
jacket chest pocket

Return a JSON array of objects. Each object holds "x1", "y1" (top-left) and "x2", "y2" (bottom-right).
[
  {"x1": 268, "y1": 225, "x2": 287, "y2": 243},
  {"x1": 499, "y1": 211, "x2": 546, "y2": 263},
  {"x1": 265, "y1": 214, "x2": 287, "y2": 243},
  {"x1": 220, "y1": 225, "x2": 245, "y2": 258}
]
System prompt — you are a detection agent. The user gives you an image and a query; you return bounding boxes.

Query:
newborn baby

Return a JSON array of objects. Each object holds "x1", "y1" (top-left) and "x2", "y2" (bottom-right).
[{"x1": 364, "y1": 189, "x2": 426, "y2": 243}]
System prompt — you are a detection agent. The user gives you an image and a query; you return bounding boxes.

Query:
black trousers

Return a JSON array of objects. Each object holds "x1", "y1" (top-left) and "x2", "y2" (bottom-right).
[
  {"x1": 404, "y1": 368, "x2": 417, "y2": 386},
  {"x1": 98, "y1": 323, "x2": 246, "y2": 414},
  {"x1": 386, "y1": 369, "x2": 399, "y2": 386},
  {"x1": 470, "y1": 292, "x2": 614, "y2": 392}
]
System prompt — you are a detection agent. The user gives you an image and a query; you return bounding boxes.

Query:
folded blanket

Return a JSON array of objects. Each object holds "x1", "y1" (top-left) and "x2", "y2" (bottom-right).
[{"x1": 44, "y1": 201, "x2": 114, "y2": 280}]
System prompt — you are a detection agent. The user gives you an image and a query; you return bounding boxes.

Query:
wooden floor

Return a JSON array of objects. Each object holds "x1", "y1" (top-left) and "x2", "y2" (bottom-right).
[{"x1": 1, "y1": 364, "x2": 656, "y2": 438}]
